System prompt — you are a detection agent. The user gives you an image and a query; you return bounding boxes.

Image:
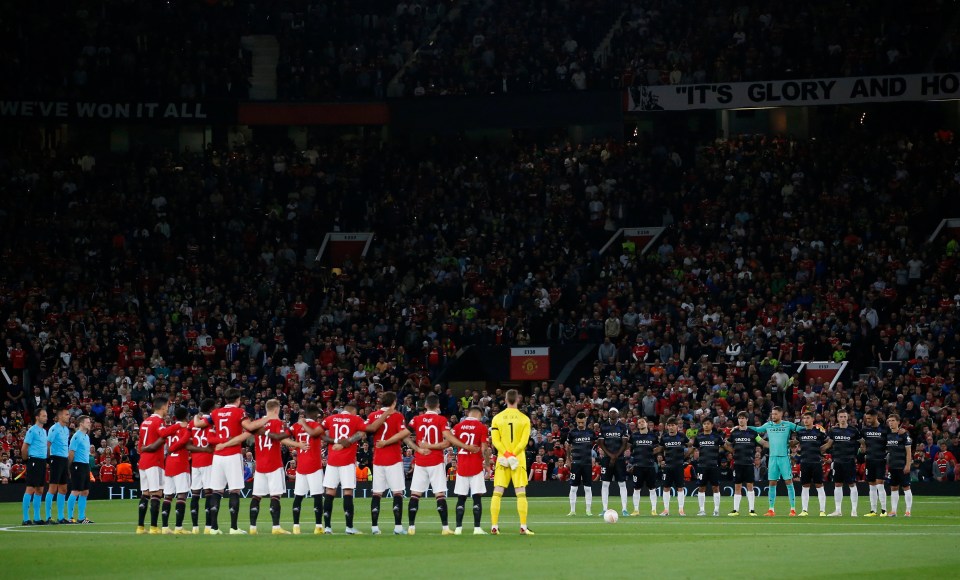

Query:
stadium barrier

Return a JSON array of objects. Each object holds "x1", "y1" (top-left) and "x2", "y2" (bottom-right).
[{"x1": 0, "y1": 481, "x2": 954, "y2": 502}]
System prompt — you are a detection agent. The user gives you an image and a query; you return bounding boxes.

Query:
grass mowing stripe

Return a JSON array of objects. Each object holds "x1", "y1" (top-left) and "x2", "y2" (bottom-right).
[{"x1": 1, "y1": 496, "x2": 956, "y2": 580}]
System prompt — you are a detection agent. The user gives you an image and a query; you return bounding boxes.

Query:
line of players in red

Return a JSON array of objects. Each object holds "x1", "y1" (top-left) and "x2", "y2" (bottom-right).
[{"x1": 135, "y1": 388, "x2": 491, "y2": 536}]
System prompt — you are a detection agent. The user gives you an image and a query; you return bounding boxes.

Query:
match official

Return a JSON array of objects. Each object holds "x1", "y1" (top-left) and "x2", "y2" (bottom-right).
[{"x1": 67, "y1": 415, "x2": 94, "y2": 524}]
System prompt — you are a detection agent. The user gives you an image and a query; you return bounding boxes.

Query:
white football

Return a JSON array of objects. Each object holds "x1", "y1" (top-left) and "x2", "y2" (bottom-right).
[{"x1": 603, "y1": 509, "x2": 619, "y2": 524}]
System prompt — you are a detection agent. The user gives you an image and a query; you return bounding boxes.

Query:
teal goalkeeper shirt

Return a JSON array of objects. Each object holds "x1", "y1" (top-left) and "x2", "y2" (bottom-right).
[{"x1": 749, "y1": 421, "x2": 799, "y2": 457}]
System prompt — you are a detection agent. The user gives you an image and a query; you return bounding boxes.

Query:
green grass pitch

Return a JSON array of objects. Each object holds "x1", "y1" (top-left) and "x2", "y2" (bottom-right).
[{"x1": 2, "y1": 496, "x2": 958, "y2": 579}]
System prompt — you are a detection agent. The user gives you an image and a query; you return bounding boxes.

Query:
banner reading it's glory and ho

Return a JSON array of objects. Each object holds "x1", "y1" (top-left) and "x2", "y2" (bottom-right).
[{"x1": 627, "y1": 72, "x2": 960, "y2": 111}]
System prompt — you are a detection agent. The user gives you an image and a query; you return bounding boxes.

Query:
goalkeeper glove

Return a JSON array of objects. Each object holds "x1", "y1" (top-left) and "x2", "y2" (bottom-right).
[
  {"x1": 497, "y1": 455, "x2": 510, "y2": 468},
  {"x1": 503, "y1": 451, "x2": 520, "y2": 470}
]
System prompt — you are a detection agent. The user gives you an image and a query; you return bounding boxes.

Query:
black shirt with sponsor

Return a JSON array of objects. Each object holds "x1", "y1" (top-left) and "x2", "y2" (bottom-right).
[
  {"x1": 728, "y1": 427, "x2": 761, "y2": 467},
  {"x1": 861, "y1": 424, "x2": 890, "y2": 462},
  {"x1": 566, "y1": 429, "x2": 595, "y2": 467},
  {"x1": 660, "y1": 432, "x2": 689, "y2": 469},
  {"x1": 886, "y1": 432, "x2": 913, "y2": 470},
  {"x1": 827, "y1": 426, "x2": 861, "y2": 465},
  {"x1": 600, "y1": 421, "x2": 629, "y2": 457},
  {"x1": 797, "y1": 427, "x2": 828, "y2": 465},
  {"x1": 629, "y1": 431, "x2": 659, "y2": 468},
  {"x1": 693, "y1": 431, "x2": 726, "y2": 468}
]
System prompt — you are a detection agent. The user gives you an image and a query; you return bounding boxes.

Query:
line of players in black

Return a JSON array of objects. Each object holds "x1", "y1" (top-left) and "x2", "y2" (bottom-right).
[{"x1": 564, "y1": 408, "x2": 914, "y2": 518}]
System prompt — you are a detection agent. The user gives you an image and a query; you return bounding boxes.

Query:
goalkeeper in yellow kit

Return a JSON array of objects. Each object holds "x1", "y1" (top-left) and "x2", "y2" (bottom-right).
[{"x1": 489, "y1": 389, "x2": 534, "y2": 535}]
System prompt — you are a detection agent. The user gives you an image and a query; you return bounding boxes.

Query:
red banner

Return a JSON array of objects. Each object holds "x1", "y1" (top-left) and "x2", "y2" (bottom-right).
[
  {"x1": 510, "y1": 347, "x2": 550, "y2": 381},
  {"x1": 800, "y1": 361, "x2": 848, "y2": 390}
]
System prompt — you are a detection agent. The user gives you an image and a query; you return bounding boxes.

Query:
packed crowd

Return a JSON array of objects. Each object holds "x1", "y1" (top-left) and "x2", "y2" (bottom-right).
[
  {"x1": 0, "y1": 0, "x2": 251, "y2": 100},
  {"x1": 394, "y1": 0, "x2": 624, "y2": 96},
  {"x1": 6, "y1": 0, "x2": 957, "y2": 102},
  {"x1": 0, "y1": 126, "x2": 958, "y2": 486},
  {"x1": 270, "y1": 0, "x2": 451, "y2": 100},
  {"x1": 606, "y1": 0, "x2": 957, "y2": 88}
]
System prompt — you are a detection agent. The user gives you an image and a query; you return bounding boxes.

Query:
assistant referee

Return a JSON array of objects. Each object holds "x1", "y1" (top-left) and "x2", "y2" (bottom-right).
[
  {"x1": 21, "y1": 408, "x2": 48, "y2": 526},
  {"x1": 46, "y1": 407, "x2": 72, "y2": 524},
  {"x1": 67, "y1": 415, "x2": 94, "y2": 524}
]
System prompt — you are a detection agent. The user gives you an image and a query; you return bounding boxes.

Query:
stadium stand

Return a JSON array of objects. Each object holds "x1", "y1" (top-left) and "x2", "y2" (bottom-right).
[{"x1": 0, "y1": 129, "x2": 957, "y2": 483}]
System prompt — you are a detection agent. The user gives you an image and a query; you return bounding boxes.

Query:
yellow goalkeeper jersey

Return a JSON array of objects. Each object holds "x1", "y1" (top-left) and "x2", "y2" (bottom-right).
[{"x1": 491, "y1": 407, "x2": 530, "y2": 463}]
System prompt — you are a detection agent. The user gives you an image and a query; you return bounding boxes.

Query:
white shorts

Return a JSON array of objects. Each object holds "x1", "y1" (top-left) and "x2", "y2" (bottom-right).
[
  {"x1": 252, "y1": 469, "x2": 286, "y2": 497},
  {"x1": 322, "y1": 464, "x2": 357, "y2": 490},
  {"x1": 164, "y1": 472, "x2": 191, "y2": 495},
  {"x1": 190, "y1": 465, "x2": 212, "y2": 490},
  {"x1": 411, "y1": 464, "x2": 447, "y2": 495},
  {"x1": 454, "y1": 473, "x2": 487, "y2": 496},
  {"x1": 210, "y1": 454, "x2": 244, "y2": 491},
  {"x1": 294, "y1": 470, "x2": 325, "y2": 496},
  {"x1": 372, "y1": 463, "x2": 406, "y2": 495},
  {"x1": 139, "y1": 466, "x2": 163, "y2": 493}
]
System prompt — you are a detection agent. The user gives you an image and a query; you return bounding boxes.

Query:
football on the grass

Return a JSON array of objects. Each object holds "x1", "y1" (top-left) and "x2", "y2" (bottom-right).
[{"x1": 603, "y1": 509, "x2": 619, "y2": 524}]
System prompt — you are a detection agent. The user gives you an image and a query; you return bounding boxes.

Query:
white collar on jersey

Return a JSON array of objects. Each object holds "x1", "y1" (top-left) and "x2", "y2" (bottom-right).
[{"x1": 425, "y1": 410, "x2": 440, "y2": 415}]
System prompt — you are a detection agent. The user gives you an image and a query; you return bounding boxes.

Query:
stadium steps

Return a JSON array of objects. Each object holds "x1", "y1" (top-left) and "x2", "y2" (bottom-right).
[
  {"x1": 242, "y1": 35, "x2": 279, "y2": 101},
  {"x1": 593, "y1": 10, "x2": 627, "y2": 68},
  {"x1": 387, "y1": 4, "x2": 464, "y2": 96},
  {"x1": 553, "y1": 344, "x2": 600, "y2": 391}
]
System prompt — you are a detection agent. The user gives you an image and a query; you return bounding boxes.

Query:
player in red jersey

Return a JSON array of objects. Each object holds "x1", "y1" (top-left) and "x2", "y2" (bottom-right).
[
  {"x1": 135, "y1": 396, "x2": 170, "y2": 534},
  {"x1": 249, "y1": 399, "x2": 307, "y2": 535},
  {"x1": 423, "y1": 406, "x2": 488, "y2": 535},
  {"x1": 407, "y1": 394, "x2": 456, "y2": 535},
  {"x1": 289, "y1": 403, "x2": 325, "y2": 535},
  {"x1": 369, "y1": 391, "x2": 425, "y2": 535},
  {"x1": 148, "y1": 407, "x2": 211, "y2": 534},
  {"x1": 318, "y1": 402, "x2": 394, "y2": 534},
  {"x1": 189, "y1": 399, "x2": 217, "y2": 534},
  {"x1": 206, "y1": 387, "x2": 274, "y2": 535}
]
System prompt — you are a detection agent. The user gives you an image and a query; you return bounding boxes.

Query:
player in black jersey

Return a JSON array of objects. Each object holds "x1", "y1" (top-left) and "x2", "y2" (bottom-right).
[
  {"x1": 627, "y1": 418, "x2": 660, "y2": 516},
  {"x1": 657, "y1": 416, "x2": 690, "y2": 516},
  {"x1": 885, "y1": 414, "x2": 913, "y2": 517},
  {"x1": 861, "y1": 409, "x2": 890, "y2": 516},
  {"x1": 824, "y1": 410, "x2": 862, "y2": 516},
  {"x1": 796, "y1": 412, "x2": 829, "y2": 516},
  {"x1": 565, "y1": 413, "x2": 596, "y2": 516},
  {"x1": 724, "y1": 412, "x2": 766, "y2": 516},
  {"x1": 692, "y1": 418, "x2": 725, "y2": 516},
  {"x1": 598, "y1": 408, "x2": 630, "y2": 517}
]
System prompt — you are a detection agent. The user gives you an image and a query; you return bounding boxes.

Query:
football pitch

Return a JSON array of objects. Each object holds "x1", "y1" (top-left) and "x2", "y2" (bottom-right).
[{"x1": 2, "y1": 497, "x2": 958, "y2": 579}]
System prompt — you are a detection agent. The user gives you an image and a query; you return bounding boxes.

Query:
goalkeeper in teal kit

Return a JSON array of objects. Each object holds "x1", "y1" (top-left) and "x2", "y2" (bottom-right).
[{"x1": 749, "y1": 407, "x2": 800, "y2": 517}]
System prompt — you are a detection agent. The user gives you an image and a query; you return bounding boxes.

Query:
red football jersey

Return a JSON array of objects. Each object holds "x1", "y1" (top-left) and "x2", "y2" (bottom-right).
[
  {"x1": 162, "y1": 424, "x2": 192, "y2": 477},
  {"x1": 452, "y1": 417, "x2": 488, "y2": 477},
  {"x1": 322, "y1": 413, "x2": 366, "y2": 467},
  {"x1": 410, "y1": 413, "x2": 450, "y2": 467},
  {"x1": 290, "y1": 420, "x2": 324, "y2": 475},
  {"x1": 255, "y1": 419, "x2": 288, "y2": 473},
  {"x1": 190, "y1": 425, "x2": 214, "y2": 468},
  {"x1": 530, "y1": 461, "x2": 548, "y2": 481},
  {"x1": 137, "y1": 414, "x2": 166, "y2": 470},
  {"x1": 210, "y1": 405, "x2": 247, "y2": 456},
  {"x1": 368, "y1": 410, "x2": 405, "y2": 466}
]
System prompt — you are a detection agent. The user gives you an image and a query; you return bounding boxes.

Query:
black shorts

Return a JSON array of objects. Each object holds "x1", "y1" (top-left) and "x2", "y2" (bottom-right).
[
  {"x1": 631, "y1": 466, "x2": 657, "y2": 490},
  {"x1": 831, "y1": 463, "x2": 857, "y2": 485},
  {"x1": 601, "y1": 457, "x2": 627, "y2": 482},
  {"x1": 800, "y1": 464, "x2": 823, "y2": 485},
  {"x1": 697, "y1": 466, "x2": 721, "y2": 487},
  {"x1": 26, "y1": 458, "x2": 46, "y2": 488},
  {"x1": 888, "y1": 469, "x2": 911, "y2": 488},
  {"x1": 49, "y1": 456, "x2": 69, "y2": 485},
  {"x1": 865, "y1": 460, "x2": 887, "y2": 482},
  {"x1": 70, "y1": 463, "x2": 91, "y2": 492},
  {"x1": 569, "y1": 464, "x2": 594, "y2": 487},
  {"x1": 733, "y1": 465, "x2": 754, "y2": 485},
  {"x1": 661, "y1": 466, "x2": 684, "y2": 489}
]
